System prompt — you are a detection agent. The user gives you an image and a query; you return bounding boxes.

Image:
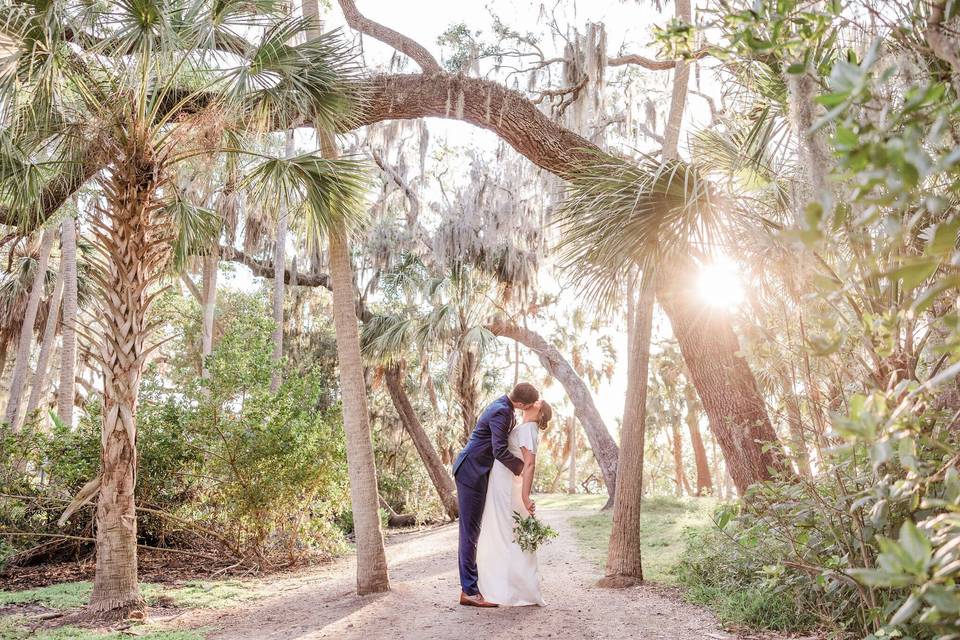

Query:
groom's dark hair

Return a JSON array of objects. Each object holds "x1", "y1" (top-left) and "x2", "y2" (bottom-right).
[{"x1": 508, "y1": 382, "x2": 539, "y2": 405}]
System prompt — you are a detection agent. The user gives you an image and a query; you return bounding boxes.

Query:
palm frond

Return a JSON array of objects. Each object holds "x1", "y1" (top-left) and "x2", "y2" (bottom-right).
[
  {"x1": 227, "y1": 26, "x2": 360, "y2": 133},
  {"x1": 165, "y1": 195, "x2": 221, "y2": 272},
  {"x1": 240, "y1": 150, "x2": 369, "y2": 249},
  {"x1": 555, "y1": 151, "x2": 722, "y2": 310}
]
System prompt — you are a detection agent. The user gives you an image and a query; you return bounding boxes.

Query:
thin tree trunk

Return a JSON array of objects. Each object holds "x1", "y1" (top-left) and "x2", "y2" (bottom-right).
[
  {"x1": 384, "y1": 364, "x2": 459, "y2": 520},
  {"x1": 567, "y1": 417, "x2": 577, "y2": 494},
  {"x1": 683, "y1": 383, "x2": 713, "y2": 496},
  {"x1": 656, "y1": 256, "x2": 792, "y2": 495},
  {"x1": 486, "y1": 319, "x2": 618, "y2": 500},
  {"x1": 671, "y1": 420, "x2": 686, "y2": 497},
  {"x1": 329, "y1": 227, "x2": 390, "y2": 594},
  {"x1": 455, "y1": 350, "x2": 479, "y2": 444},
  {"x1": 200, "y1": 253, "x2": 218, "y2": 379},
  {"x1": 779, "y1": 368, "x2": 812, "y2": 477},
  {"x1": 321, "y1": 128, "x2": 390, "y2": 594},
  {"x1": 58, "y1": 215, "x2": 78, "y2": 427},
  {"x1": 23, "y1": 256, "x2": 65, "y2": 426},
  {"x1": 599, "y1": 278, "x2": 654, "y2": 587},
  {"x1": 661, "y1": 0, "x2": 692, "y2": 157},
  {"x1": 6, "y1": 227, "x2": 56, "y2": 429},
  {"x1": 270, "y1": 131, "x2": 295, "y2": 392}
]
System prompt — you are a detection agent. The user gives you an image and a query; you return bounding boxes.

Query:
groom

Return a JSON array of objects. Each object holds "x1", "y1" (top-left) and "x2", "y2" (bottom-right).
[{"x1": 453, "y1": 382, "x2": 540, "y2": 607}]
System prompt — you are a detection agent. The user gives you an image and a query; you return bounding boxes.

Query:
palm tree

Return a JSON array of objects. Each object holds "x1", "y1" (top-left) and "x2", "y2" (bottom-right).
[
  {"x1": 0, "y1": 0, "x2": 366, "y2": 614},
  {"x1": 24, "y1": 238, "x2": 65, "y2": 424},
  {"x1": 4, "y1": 226, "x2": 55, "y2": 429},
  {"x1": 319, "y1": 129, "x2": 390, "y2": 594},
  {"x1": 57, "y1": 213, "x2": 78, "y2": 426},
  {"x1": 556, "y1": 151, "x2": 793, "y2": 496}
]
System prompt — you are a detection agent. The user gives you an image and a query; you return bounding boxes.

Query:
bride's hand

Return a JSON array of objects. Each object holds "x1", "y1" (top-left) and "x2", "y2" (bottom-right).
[{"x1": 523, "y1": 497, "x2": 536, "y2": 515}]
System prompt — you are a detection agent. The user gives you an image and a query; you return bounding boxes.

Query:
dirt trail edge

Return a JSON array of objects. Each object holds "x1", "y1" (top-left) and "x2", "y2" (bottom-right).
[{"x1": 164, "y1": 508, "x2": 737, "y2": 640}]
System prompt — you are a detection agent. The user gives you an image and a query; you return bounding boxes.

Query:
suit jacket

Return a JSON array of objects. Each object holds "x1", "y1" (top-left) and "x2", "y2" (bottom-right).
[{"x1": 452, "y1": 395, "x2": 525, "y2": 489}]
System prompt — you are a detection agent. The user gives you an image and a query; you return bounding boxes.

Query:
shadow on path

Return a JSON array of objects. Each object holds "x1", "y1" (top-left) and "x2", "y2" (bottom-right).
[{"x1": 166, "y1": 509, "x2": 737, "y2": 640}]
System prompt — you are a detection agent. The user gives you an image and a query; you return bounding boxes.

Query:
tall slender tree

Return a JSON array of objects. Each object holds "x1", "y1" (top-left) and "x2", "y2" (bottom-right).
[
  {"x1": 5, "y1": 227, "x2": 55, "y2": 429},
  {"x1": 599, "y1": 278, "x2": 654, "y2": 586},
  {"x1": 683, "y1": 382, "x2": 713, "y2": 496},
  {"x1": 57, "y1": 214, "x2": 78, "y2": 426},
  {"x1": 24, "y1": 247, "x2": 65, "y2": 424}
]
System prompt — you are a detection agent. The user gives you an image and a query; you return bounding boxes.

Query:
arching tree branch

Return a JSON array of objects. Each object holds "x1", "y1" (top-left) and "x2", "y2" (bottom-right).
[{"x1": 336, "y1": 0, "x2": 441, "y2": 73}]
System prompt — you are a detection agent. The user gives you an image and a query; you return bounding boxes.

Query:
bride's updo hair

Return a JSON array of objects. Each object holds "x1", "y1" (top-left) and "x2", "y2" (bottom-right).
[{"x1": 536, "y1": 401, "x2": 552, "y2": 431}]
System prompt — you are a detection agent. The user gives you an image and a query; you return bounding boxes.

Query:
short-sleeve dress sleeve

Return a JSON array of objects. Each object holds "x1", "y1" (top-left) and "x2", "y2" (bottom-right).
[{"x1": 517, "y1": 422, "x2": 538, "y2": 454}]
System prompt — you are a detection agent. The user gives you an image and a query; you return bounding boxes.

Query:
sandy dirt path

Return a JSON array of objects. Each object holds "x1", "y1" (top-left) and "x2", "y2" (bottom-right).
[{"x1": 166, "y1": 508, "x2": 739, "y2": 640}]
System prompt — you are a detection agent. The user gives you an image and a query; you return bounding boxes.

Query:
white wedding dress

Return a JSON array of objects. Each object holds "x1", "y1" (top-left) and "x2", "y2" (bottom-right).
[{"x1": 476, "y1": 421, "x2": 546, "y2": 606}]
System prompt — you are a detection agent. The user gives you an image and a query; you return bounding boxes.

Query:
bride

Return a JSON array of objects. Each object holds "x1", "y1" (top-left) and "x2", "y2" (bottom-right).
[{"x1": 476, "y1": 399, "x2": 552, "y2": 606}]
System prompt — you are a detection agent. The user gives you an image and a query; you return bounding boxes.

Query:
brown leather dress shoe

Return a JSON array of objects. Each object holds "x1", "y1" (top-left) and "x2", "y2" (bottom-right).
[{"x1": 459, "y1": 591, "x2": 499, "y2": 608}]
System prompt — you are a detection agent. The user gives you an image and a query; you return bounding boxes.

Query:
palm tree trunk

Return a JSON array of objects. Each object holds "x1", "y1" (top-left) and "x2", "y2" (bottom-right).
[
  {"x1": 661, "y1": 0, "x2": 692, "y2": 157},
  {"x1": 200, "y1": 253, "x2": 218, "y2": 379},
  {"x1": 384, "y1": 364, "x2": 458, "y2": 520},
  {"x1": 270, "y1": 131, "x2": 295, "y2": 392},
  {"x1": 567, "y1": 417, "x2": 577, "y2": 494},
  {"x1": 88, "y1": 159, "x2": 167, "y2": 614},
  {"x1": 599, "y1": 279, "x2": 654, "y2": 587},
  {"x1": 24, "y1": 257, "x2": 65, "y2": 426},
  {"x1": 329, "y1": 227, "x2": 390, "y2": 594},
  {"x1": 58, "y1": 215, "x2": 79, "y2": 427},
  {"x1": 486, "y1": 319, "x2": 618, "y2": 500},
  {"x1": 657, "y1": 256, "x2": 792, "y2": 495},
  {"x1": 6, "y1": 227, "x2": 56, "y2": 429},
  {"x1": 671, "y1": 420, "x2": 686, "y2": 497},
  {"x1": 683, "y1": 383, "x2": 713, "y2": 496}
]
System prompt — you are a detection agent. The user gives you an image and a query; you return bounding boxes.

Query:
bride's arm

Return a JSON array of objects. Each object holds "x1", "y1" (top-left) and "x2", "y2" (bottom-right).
[{"x1": 520, "y1": 447, "x2": 536, "y2": 515}]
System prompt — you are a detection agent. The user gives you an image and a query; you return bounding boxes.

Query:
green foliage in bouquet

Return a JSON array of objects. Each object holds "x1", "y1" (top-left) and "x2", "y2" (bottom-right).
[{"x1": 512, "y1": 512, "x2": 559, "y2": 552}]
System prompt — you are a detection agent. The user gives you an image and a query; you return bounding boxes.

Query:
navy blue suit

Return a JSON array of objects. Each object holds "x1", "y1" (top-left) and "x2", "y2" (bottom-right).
[{"x1": 453, "y1": 395, "x2": 525, "y2": 595}]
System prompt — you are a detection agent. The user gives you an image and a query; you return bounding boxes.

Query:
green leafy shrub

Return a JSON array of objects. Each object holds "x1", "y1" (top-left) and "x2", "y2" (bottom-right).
[{"x1": 2, "y1": 291, "x2": 349, "y2": 568}]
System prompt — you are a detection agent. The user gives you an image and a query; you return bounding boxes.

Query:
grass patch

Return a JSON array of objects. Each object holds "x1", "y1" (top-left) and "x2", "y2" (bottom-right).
[
  {"x1": 567, "y1": 495, "x2": 718, "y2": 583},
  {"x1": 536, "y1": 493, "x2": 608, "y2": 511},
  {"x1": 0, "y1": 616, "x2": 204, "y2": 640},
  {"x1": 0, "y1": 582, "x2": 92, "y2": 609},
  {"x1": 0, "y1": 579, "x2": 261, "y2": 612}
]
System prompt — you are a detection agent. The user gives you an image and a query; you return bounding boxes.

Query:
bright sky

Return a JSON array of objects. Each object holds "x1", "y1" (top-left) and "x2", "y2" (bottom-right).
[{"x1": 223, "y1": 0, "x2": 725, "y2": 434}]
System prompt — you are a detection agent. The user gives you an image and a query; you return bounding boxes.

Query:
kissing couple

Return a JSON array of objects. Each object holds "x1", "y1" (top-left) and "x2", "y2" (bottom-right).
[{"x1": 452, "y1": 382, "x2": 553, "y2": 607}]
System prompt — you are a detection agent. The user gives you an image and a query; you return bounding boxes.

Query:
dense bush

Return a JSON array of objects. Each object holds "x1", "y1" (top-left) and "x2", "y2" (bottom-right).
[{"x1": 1, "y1": 291, "x2": 350, "y2": 569}]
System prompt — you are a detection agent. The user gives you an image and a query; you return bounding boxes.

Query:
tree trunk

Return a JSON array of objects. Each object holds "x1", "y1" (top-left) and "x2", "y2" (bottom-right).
[
  {"x1": 599, "y1": 279, "x2": 654, "y2": 587},
  {"x1": 329, "y1": 227, "x2": 390, "y2": 594},
  {"x1": 779, "y1": 368, "x2": 812, "y2": 477},
  {"x1": 661, "y1": 0, "x2": 692, "y2": 157},
  {"x1": 567, "y1": 417, "x2": 577, "y2": 494},
  {"x1": 316, "y1": 133, "x2": 389, "y2": 595},
  {"x1": 270, "y1": 131, "x2": 295, "y2": 392},
  {"x1": 656, "y1": 256, "x2": 791, "y2": 495},
  {"x1": 683, "y1": 383, "x2": 713, "y2": 496},
  {"x1": 5, "y1": 227, "x2": 56, "y2": 429},
  {"x1": 383, "y1": 364, "x2": 459, "y2": 520},
  {"x1": 486, "y1": 319, "x2": 618, "y2": 500},
  {"x1": 671, "y1": 420, "x2": 686, "y2": 497},
  {"x1": 58, "y1": 215, "x2": 78, "y2": 427},
  {"x1": 88, "y1": 156, "x2": 169, "y2": 614},
  {"x1": 23, "y1": 255, "x2": 65, "y2": 426},
  {"x1": 200, "y1": 253, "x2": 218, "y2": 379},
  {"x1": 455, "y1": 349, "x2": 479, "y2": 444}
]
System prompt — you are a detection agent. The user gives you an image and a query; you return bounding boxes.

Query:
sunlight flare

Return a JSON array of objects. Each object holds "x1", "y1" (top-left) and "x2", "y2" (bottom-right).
[{"x1": 697, "y1": 258, "x2": 745, "y2": 309}]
